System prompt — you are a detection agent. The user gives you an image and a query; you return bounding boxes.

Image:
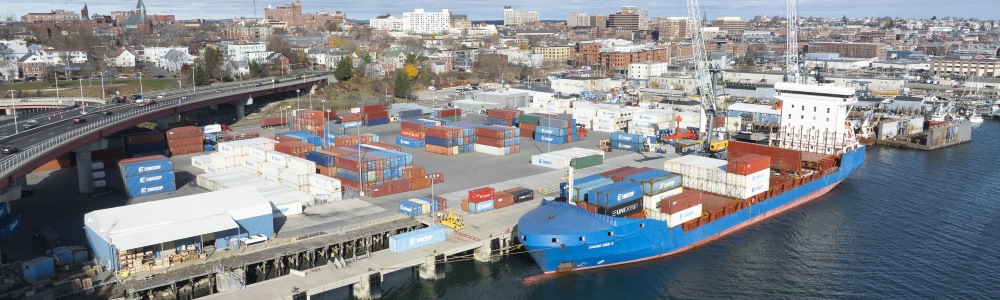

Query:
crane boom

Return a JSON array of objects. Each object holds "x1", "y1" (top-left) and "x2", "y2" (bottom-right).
[
  {"x1": 686, "y1": 0, "x2": 718, "y2": 151},
  {"x1": 786, "y1": 0, "x2": 800, "y2": 83}
]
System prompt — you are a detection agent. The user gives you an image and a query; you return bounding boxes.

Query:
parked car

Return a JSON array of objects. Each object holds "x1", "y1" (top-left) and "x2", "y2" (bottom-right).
[{"x1": 1, "y1": 145, "x2": 17, "y2": 154}]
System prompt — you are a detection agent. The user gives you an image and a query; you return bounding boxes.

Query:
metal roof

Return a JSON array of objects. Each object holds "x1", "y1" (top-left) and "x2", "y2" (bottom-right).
[{"x1": 84, "y1": 187, "x2": 272, "y2": 250}]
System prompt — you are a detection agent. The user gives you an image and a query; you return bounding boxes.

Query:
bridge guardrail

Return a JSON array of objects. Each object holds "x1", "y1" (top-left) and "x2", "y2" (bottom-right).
[{"x1": 0, "y1": 74, "x2": 331, "y2": 181}]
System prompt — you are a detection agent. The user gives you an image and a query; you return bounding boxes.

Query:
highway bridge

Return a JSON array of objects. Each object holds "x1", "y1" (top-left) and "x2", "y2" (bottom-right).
[{"x1": 0, "y1": 73, "x2": 333, "y2": 201}]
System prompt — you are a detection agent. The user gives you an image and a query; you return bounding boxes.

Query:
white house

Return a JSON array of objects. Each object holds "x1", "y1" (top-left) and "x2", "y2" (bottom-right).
[
  {"x1": 221, "y1": 43, "x2": 269, "y2": 62},
  {"x1": 369, "y1": 14, "x2": 404, "y2": 32},
  {"x1": 159, "y1": 49, "x2": 194, "y2": 73},
  {"x1": 226, "y1": 60, "x2": 250, "y2": 77},
  {"x1": 106, "y1": 49, "x2": 137, "y2": 68},
  {"x1": 628, "y1": 62, "x2": 670, "y2": 80},
  {"x1": 143, "y1": 47, "x2": 189, "y2": 63}
]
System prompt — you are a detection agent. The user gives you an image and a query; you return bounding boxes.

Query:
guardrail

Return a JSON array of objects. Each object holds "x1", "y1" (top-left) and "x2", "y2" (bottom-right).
[{"x1": 0, "y1": 74, "x2": 332, "y2": 182}]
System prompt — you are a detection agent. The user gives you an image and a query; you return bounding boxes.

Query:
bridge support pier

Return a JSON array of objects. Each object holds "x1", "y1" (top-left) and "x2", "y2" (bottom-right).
[
  {"x1": 154, "y1": 116, "x2": 179, "y2": 130},
  {"x1": 351, "y1": 272, "x2": 383, "y2": 300},
  {"x1": 0, "y1": 177, "x2": 25, "y2": 203},
  {"x1": 418, "y1": 254, "x2": 446, "y2": 280},
  {"x1": 234, "y1": 101, "x2": 246, "y2": 119},
  {"x1": 74, "y1": 139, "x2": 108, "y2": 194}
]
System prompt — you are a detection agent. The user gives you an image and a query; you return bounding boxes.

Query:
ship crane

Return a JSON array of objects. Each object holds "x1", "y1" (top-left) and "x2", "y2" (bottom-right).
[{"x1": 685, "y1": 0, "x2": 722, "y2": 155}]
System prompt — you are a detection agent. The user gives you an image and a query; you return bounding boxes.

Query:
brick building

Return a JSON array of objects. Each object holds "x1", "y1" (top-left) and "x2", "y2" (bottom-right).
[
  {"x1": 805, "y1": 42, "x2": 888, "y2": 59},
  {"x1": 574, "y1": 39, "x2": 667, "y2": 73},
  {"x1": 930, "y1": 58, "x2": 1000, "y2": 77}
]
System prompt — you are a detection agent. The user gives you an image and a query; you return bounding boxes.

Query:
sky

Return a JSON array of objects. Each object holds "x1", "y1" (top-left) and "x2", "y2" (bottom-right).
[{"x1": 2, "y1": 0, "x2": 990, "y2": 21}]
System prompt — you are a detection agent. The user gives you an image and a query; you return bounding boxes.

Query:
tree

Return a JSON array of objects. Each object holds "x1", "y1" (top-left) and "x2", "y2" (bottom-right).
[
  {"x1": 518, "y1": 65, "x2": 531, "y2": 80},
  {"x1": 334, "y1": 56, "x2": 354, "y2": 81},
  {"x1": 931, "y1": 16, "x2": 937, "y2": 21},
  {"x1": 194, "y1": 64, "x2": 210, "y2": 86},
  {"x1": 393, "y1": 70, "x2": 410, "y2": 99},
  {"x1": 248, "y1": 60, "x2": 263, "y2": 78},
  {"x1": 203, "y1": 47, "x2": 224, "y2": 80},
  {"x1": 403, "y1": 63, "x2": 419, "y2": 80},
  {"x1": 649, "y1": 81, "x2": 661, "y2": 88}
]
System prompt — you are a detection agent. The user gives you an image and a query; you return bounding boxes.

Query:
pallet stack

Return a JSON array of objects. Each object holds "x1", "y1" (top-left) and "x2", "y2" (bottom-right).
[{"x1": 166, "y1": 126, "x2": 205, "y2": 156}]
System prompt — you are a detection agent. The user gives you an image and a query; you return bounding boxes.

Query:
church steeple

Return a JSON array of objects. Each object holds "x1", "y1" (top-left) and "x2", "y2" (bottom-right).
[
  {"x1": 81, "y1": 3, "x2": 89, "y2": 20},
  {"x1": 136, "y1": 0, "x2": 147, "y2": 17}
]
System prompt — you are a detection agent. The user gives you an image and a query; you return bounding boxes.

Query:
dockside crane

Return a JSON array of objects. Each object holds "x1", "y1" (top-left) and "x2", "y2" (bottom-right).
[
  {"x1": 786, "y1": 0, "x2": 800, "y2": 83},
  {"x1": 685, "y1": 0, "x2": 724, "y2": 157}
]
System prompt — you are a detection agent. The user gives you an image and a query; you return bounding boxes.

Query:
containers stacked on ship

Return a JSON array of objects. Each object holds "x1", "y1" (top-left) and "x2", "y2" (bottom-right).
[
  {"x1": 629, "y1": 109, "x2": 676, "y2": 138},
  {"x1": 621, "y1": 169, "x2": 684, "y2": 217},
  {"x1": 424, "y1": 125, "x2": 474, "y2": 155},
  {"x1": 398, "y1": 118, "x2": 442, "y2": 148},
  {"x1": 433, "y1": 108, "x2": 462, "y2": 122},
  {"x1": 123, "y1": 131, "x2": 166, "y2": 157},
  {"x1": 291, "y1": 109, "x2": 335, "y2": 136},
  {"x1": 117, "y1": 155, "x2": 176, "y2": 197},
  {"x1": 485, "y1": 109, "x2": 521, "y2": 126},
  {"x1": 591, "y1": 106, "x2": 633, "y2": 133},
  {"x1": 462, "y1": 187, "x2": 495, "y2": 214},
  {"x1": 611, "y1": 132, "x2": 645, "y2": 152},
  {"x1": 535, "y1": 117, "x2": 582, "y2": 144},
  {"x1": 530, "y1": 147, "x2": 605, "y2": 169},
  {"x1": 362, "y1": 104, "x2": 390, "y2": 126},
  {"x1": 259, "y1": 116, "x2": 288, "y2": 128},
  {"x1": 663, "y1": 154, "x2": 770, "y2": 200},
  {"x1": 584, "y1": 181, "x2": 644, "y2": 217},
  {"x1": 166, "y1": 126, "x2": 206, "y2": 156}
]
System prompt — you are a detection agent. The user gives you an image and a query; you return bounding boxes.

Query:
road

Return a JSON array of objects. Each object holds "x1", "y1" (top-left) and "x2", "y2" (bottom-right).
[{"x1": 0, "y1": 74, "x2": 332, "y2": 188}]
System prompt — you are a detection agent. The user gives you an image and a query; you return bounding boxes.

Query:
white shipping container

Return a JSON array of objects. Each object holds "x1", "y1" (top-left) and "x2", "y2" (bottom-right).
[
  {"x1": 265, "y1": 151, "x2": 289, "y2": 167},
  {"x1": 191, "y1": 155, "x2": 212, "y2": 169},
  {"x1": 573, "y1": 106, "x2": 598, "y2": 117},
  {"x1": 593, "y1": 117, "x2": 617, "y2": 126},
  {"x1": 247, "y1": 147, "x2": 267, "y2": 161},
  {"x1": 409, "y1": 198, "x2": 432, "y2": 214},
  {"x1": 575, "y1": 114, "x2": 594, "y2": 122},
  {"x1": 726, "y1": 169, "x2": 770, "y2": 187},
  {"x1": 280, "y1": 169, "x2": 309, "y2": 186},
  {"x1": 310, "y1": 189, "x2": 343, "y2": 203},
  {"x1": 271, "y1": 201, "x2": 303, "y2": 218},
  {"x1": 593, "y1": 124, "x2": 615, "y2": 132},
  {"x1": 666, "y1": 204, "x2": 703, "y2": 228},
  {"x1": 474, "y1": 144, "x2": 506, "y2": 156},
  {"x1": 205, "y1": 162, "x2": 234, "y2": 173},
  {"x1": 308, "y1": 174, "x2": 342, "y2": 191},
  {"x1": 531, "y1": 153, "x2": 571, "y2": 169},
  {"x1": 286, "y1": 157, "x2": 317, "y2": 174},
  {"x1": 259, "y1": 163, "x2": 283, "y2": 178}
]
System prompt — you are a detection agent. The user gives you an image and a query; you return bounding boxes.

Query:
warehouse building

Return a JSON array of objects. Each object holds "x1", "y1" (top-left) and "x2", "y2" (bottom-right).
[{"x1": 84, "y1": 187, "x2": 274, "y2": 272}]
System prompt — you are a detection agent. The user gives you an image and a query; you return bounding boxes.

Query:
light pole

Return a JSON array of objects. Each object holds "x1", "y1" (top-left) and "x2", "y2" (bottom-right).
[
  {"x1": 309, "y1": 85, "x2": 314, "y2": 109},
  {"x1": 55, "y1": 69, "x2": 60, "y2": 99},
  {"x1": 357, "y1": 100, "x2": 364, "y2": 197},
  {"x1": 8, "y1": 90, "x2": 16, "y2": 134},
  {"x1": 139, "y1": 72, "x2": 144, "y2": 98},
  {"x1": 100, "y1": 74, "x2": 106, "y2": 104},
  {"x1": 192, "y1": 65, "x2": 196, "y2": 92}
]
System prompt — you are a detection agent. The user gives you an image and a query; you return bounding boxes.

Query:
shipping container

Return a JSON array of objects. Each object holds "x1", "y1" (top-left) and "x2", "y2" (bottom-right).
[
  {"x1": 389, "y1": 226, "x2": 447, "y2": 253},
  {"x1": 727, "y1": 153, "x2": 771, "y2": 175},
  {"x1": 124, "y1": 171, "x2": 175, "y2": 187},
  {"x1": 595, "y1": 198, "x2": 643, "y2": 217},
  {"x1": 666, "y1": 204, "x2": 702, "y2": 228},
  {"x1": 409, "y1": 198, "x2": 433, "y2": 214},
  {"x1": 571, "y1": 178, "x2": 614, "y2": 202},
  {"x1": 570, "y1": 154, "x2": 603, "y2": 169},
  {"x1": 0, "y1": 213, "x2": 21, "y2": 240},
  {"x1": 468, "y1": 187, "x2": 494, "y2": 203},
  {"x1": 469, "y1": 199, "x2": 494, "y2": 214},
  {"x1": 505, "y1": 188, "x2": 534, "y2": 203},
  {"x1": 22, "y1": 257, "x2": 55, "y2": 283},
  {"x1": 118, "y1": 155, "x2": 173, "y2": 176},
  {"x1": 398, "y1": 200, "x2": 423, "y2": 216},
  {"x1": 661, "y1": 189, "x2": 703, "y2": 214},
  {"x1": 493, "y1": 191, "x2": 515, "y2": 209},
  {"x1": 625, "y1": 170, "x2": 682, "y2": 196},
  {"x1": 126, "y1": 182, "x2": 177, "y2": 198},
  {"x1": 587, "y1": 181, "x2": 643, "y2": 208}
]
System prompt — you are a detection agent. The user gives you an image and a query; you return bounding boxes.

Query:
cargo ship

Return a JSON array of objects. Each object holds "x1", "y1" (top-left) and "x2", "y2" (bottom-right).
[{"x1": 517, "y1": 82, "x2": 868, "y2": 273}]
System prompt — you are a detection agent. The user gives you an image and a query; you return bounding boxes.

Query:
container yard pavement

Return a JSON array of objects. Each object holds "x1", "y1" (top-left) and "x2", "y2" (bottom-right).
[{"x1": 201, "y1": 151, "x2": 681, "y2": 300}]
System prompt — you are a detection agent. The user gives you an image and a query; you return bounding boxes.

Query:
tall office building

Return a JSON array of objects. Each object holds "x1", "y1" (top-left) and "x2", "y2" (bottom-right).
[
  {"x1": 568, "y1": 11, "x2": 590, "y2": 27},
  {"x1": 503, "y1": 6, "x2": 539, "y2": 26}
]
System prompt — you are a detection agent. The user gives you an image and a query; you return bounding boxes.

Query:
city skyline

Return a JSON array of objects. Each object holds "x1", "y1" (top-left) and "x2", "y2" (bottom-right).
[{"x1": 2, "y1": 0, "x2": 991, "y2": 21}]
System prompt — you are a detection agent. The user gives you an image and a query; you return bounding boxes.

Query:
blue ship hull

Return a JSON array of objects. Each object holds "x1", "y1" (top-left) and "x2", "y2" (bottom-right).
[{"x1": 517, "y1": 146, "x2": 867, "y2": 273}]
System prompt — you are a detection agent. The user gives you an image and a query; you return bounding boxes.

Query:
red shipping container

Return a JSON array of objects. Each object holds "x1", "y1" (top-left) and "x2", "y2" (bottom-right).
[
  {"x1": 519, "y1": 128, "x2": 534, "y2": 139},
  {"x1": 297, "y1": 109, "x2": 325, "y2": 119},
  {"x1": 487, "y1": 109, "x2": 520, "y2": 120},
  {"x1": 169, "y1": 145, "x2": 204, "y2": 156},
  {"x1": 364, "y1": 111, "x2": 389, "y2": 120},
  {"x1": 727, "y1": 153, "x2": 771, "y2": 175},
  {"x1": 661, "y1": 190, "x2": 703, "y2": 214},
  {"x1": 474, "y1": 127, "x2": 505, "y2": 139},
  {"x1": 118, "y1": 154, "x2": 167, "y2": 166},
  {"x1": 400, "y1": 128, "x2": 425, "y2": 139},
  {"x1": 260, "y1": 117, "x2": 288, "y2": 127},
  {"x1": 728, "y1": 141, "x2": 802, "y2": 172},
  {"x1": 362, "y1": 104, "x2": 386, "y2": 114},
  {"x1": 519, "y1": 123, "x2": 537, "y2": 131},
  {"x1": 400, "y1": 120, "x2": 427, "y2": 132},
  {"x1": 339, "y1": 113, "x2": 364, "y2": 123},
  {"x1": 437, "y1": 108, "x2": 461, "y2": 117},
  {"x1": 425, "y1": 195, "x2": 447, "y2": 212},
  {"x1": 426, "y1": 172, "x2": 445, "y2": 184},
  {"x1": 510, "y1": 144, "x2": 520, "y2": 154},
  {"x1": 316, "y1": 165, "x2": 336, "y2": 176},
  {"x1": 476, "y1": 136, "x2": 505, "y2": 147},
  {"x1": 425, "y1": 144, "x2": 454, "y2": 156},
  {"x1": 319, "y1": 148, "x2": 353, "y2": 156},
  {"x1": 468, "y1": 187, "x2": 494, "y2": 203},
  {"x1": 410, "y1": 178, "x2": 431, "y2": 190},
  {"x1": 599, "y1": 166, "x2": 635, "y2": 177},
  {"x1": 274, "y1": 141, "x2": 314, "y2": 157},
  {"x1": 426, "y1": 126, "x2": 462, "y2": 139},
  {"x1": 610, "y1": 167, "x2": 655, "y2": 182},
  {"x1": 493, "y1": 191, "x2": 515, "y2": 209},
  {"x1": 461, "y1": 199, "x2": 470, "y2": 212},
  {"x1": 165, "y1": 126, "x2": 203, "y2": 139},
  {"x1": 167, "y1": 137, "x2": 203, "y2": 148},
  {"x1": 576, "y1": 201, "x2": 599, "y2": 214}
]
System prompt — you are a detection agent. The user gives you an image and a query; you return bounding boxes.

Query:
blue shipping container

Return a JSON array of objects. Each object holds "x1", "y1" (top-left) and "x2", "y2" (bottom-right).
[
  {"x1": 587, "y1": 181, "x2": 643, "y2": 208},
  {"x1": 612, "y1": 141, "x2": 642, "y2": 151},
  {"x1": 389, "y1": 226, "x2": 447, "y2": 253},
  {"x1": 47, "y1": 246, "x2": 73, "y2": 266},
  {"x1": 119, "y1": 157, "x2": 173, "y2": 176},
  {"x1": 305, "y1": 151, "x2": 337, "y2": 167},
  {"x1": 127, "y1": 182, "x2": 177, "y2": 198},
  {"x1": 560, "y1": 174, "x2": 606, "y2": 198},
  {"x1": 204, "y1": 133, "x2": 218, "y2": 142},
  {"x1": 365, "y1": 118, "x2": 390, "y2": 126},
  {"x1": 612, "y1": 132, "x2": 642, "y2": 143},
  {"x1": 395, "y1": 136, "x2": 426, "y2": 148},
  {"x1": 203, "y1": 145, "x2": 215, "y2": 152},
  {"x1": 0, "y1": 213, "x2": 21, "y2": 240},
  {"x1": 425, "y1": 136, "x2": 457, "y2": 147},
  {"x1": 470, "y1": 199, "x2": 495, "y2": 214},
  {"x1": 572, "y1": 178, "x2": 614, "y2": 202},
  {"x1": 0, "y1": 201, "x2": 7, "y2": 219},
  {"x1": 125, "y1": 171, "x2": 175, "y2": 187},
  {"x1": 535, "y1": 126, "x2": 568, "y2": 136},
  {"x1": 534, "y1": 134, "x2": 567, "y2": 144},
  {"x1": 22, "y1": 257, "x2": 55, "y2": 283},
  {"x1": 398, "y1": 200, "x2": 422, "y2": 216}
]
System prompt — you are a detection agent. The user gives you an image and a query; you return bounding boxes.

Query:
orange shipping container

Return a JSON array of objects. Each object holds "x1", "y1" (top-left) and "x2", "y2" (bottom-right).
[
  {"x1": 727, "y1": 153, "x2": 771, "y2": 175},
  {"x1": 165, "y1": 126, "x2": 204, "y2": 139},
  {"x1": 274, "y1": 141, "x2": 314, "y2": 157},
  {"x1": 493, "y1": 191, "x2": 515, "y2": 209}
]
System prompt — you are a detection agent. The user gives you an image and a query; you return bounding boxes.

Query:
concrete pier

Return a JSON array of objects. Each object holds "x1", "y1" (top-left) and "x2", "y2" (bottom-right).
[
  {"x1": 351, "y1": 272, "x2": 383, "y2": 300},
  {"x1": 418, "y1": 254, "x2": 446, "y2": 280}
]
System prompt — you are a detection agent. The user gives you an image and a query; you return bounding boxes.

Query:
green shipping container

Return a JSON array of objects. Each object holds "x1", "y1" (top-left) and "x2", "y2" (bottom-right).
[
  {"x1": 570, "y1": 154, "x2": 604, "y2": 169},
  {"x1": 518, "y1": 114, "x2": 541, "y2": 125},
  {"x1": 443, "y1": 116, "x2": 461, "y2": 122}
]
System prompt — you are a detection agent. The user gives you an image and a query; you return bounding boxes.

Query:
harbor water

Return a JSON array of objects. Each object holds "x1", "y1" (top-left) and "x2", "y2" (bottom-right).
[{"x1": 335, "y1": 122, "x2": 1000, "y2": 299}]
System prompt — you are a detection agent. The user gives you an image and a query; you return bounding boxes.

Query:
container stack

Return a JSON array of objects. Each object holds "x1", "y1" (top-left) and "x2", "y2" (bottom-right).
[
  {"x1": 585, "y1": 181, "x2": 644, "y2": 217},
  {"x1": 0, "y1": 203, "x2": 21, "y2": 240},
  {"x1": 516, "y1": 113, "x2": 551, "y2": 140},
  {"x1": 277, "y1": 130, "x2": 323, "y2": 148},
  {"x1": 530, "y1": 148, "x2": 605, "y2": 169},
  {"x1": 362, "y1": 104, "x2": 390, "y2": 126},
  {"x1": 332, "y1": 134, "x2": 376, "y2": 147},
  {"x1": 591, "y1": 106, "x2": 632, "y2": 133},
  {"x1": 259, "y1": 116, "x2": 288, "y2": 128},
  {"x1": 166, "y1": 127, "x2": 206, "y2": 156},
  {"x1": 397, "y1": 119, "x2": 443, "y2": 148},
  {"x1": 117, "y1": 155, "x2": 176, "y2": 198},
  {"x1": 424, "y1": 126, "x2": 472, "y2": 155},
  {"x1": 274, "y1": 140, "x2": 315, "y2": 157},
  {"x1": 485, "y1": 109, "x2": 521, "y2": 126},
  {"x1": 462, "y1": 187, "x2": 494, "y2": 214},
  {"x1": 195, "y1": 138, "x2": 278, "y2": 173},
  {"x1": 433, "y1": 108, "x2": 462, "y2": 122},
  {"x1": 572, "y1": 104, "x2": 597, "y2": 129},
  {"x1": 332, "y1": 147, "x2": 434, "y2": 197},
  {"x1": 123, "y1": 131, "x2": 166, "y2": 157},
  {"x1": 629, "y1": 109, "x2": 676, "y2": 138},
  {"x1": 611, "y1": 132, "x2": 644, "y2": 152},
  {"x1": 471, "y1": 124, "x2": 521, "y2": 155},
  {"x1": 290, "y1": 109, "x2": 332, "y2": 136},
  {"x1": 622, "y1": 169, "x2": 684, "y2": 215},
  {"x1": 397, "y1": 197, "x2": 442, "y2": 216},
  {"x1": 663, "y1": 155, "x2": 770, "y2": 199},
  {"x1": 535, "y1": 117, "x2": 582, "y2": 144}
]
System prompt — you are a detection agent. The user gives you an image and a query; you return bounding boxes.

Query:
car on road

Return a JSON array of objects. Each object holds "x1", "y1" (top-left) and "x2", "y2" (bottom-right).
[
  {"x1": 216, "y1": 90, "x2": 222, "y2": 93},
  {"x1": 255, "y1": 82, "x2": 263, "y2": 87},
  {"x1": 136, "y1": 99, "x2": 156, "y2": 107},
  {"x1": 132, "y1": 94, "x2": 144, "y2": 100},
  {"x1": 155, "y1": 75, "x2": 166, "y2": 78},
  {"x1": 180, "y1": 96, "x2": 188, "y2": 100},
  {"x1": 1, "y1": 145, "x2": 17, "y2": 154},
  {"x1": 103, "y1": 111, "x2": 113, "y2": 115},
  {"x1": 22, "y1": 120, "x2": 38, "y2": 129},
  {"x1": 72, "y1": 117, "x2": 87, "y2": 123},
  {"x1": 157, "y1": 93, "x2": 166, "y2": 99}
]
